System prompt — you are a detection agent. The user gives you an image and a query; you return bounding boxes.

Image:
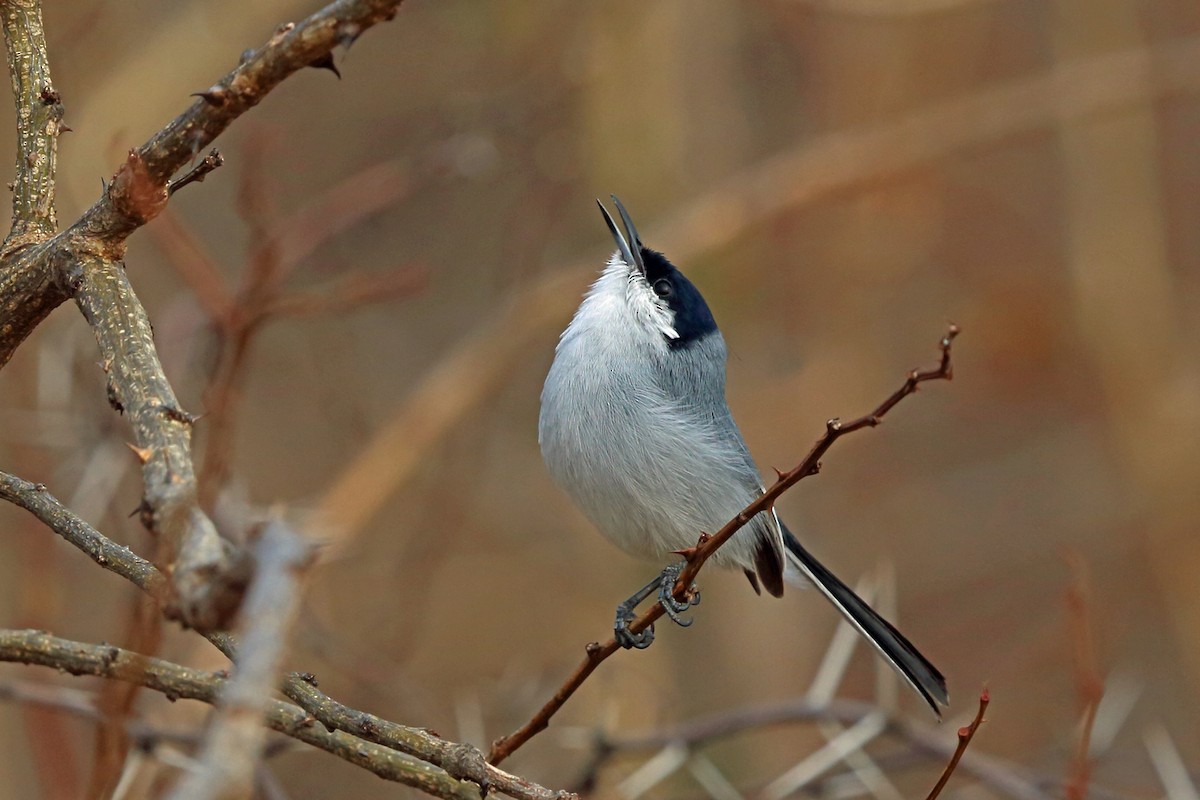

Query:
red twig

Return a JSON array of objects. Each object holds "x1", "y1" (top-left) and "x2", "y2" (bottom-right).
[
  {"x1": 924, "y1": 687, "x2": 990, "y2": 800},
  {"x1": 486, "y1": 324, "x2": 959, "y2": 765},
  {"x1": 190, "y1": 145, "x2": 422, "y2": 510}
]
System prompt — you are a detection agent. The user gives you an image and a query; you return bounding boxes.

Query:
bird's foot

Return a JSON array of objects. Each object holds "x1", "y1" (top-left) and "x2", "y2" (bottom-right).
[
  {"x1": 612, "y1": 561, "x2": 702, "y2": 648},
  {"x1": 657, "y1": 561, "x2": 701, "y2": 627},
  {"x1": 614, "y1": 603, "x2": 654, "y2": 649}
]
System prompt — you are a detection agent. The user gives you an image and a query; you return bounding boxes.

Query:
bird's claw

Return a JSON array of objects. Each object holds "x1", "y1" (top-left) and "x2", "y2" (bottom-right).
[
  {"x1": 614, "y1": 603, "x2": 654, "y2": 649},
  {"x1": 657, "y1": 562, "x2": 700, "y2": 628}
]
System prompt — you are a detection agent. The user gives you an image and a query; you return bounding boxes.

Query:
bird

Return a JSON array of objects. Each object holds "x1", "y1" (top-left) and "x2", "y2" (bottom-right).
[{"x1": 537, "y1": 196, "x2": 949, "y2": 716}]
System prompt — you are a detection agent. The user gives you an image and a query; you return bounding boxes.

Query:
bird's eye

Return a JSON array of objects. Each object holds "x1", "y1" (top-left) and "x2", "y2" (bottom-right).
[{"x1": 652, "y1": 279, "x2": 672, "y2": 297}]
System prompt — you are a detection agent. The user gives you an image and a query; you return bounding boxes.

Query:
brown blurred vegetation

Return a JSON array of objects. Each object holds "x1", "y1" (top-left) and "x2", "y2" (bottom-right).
[{"x1": 2, "y1": 0, "x2": 1200, "y2": 797}]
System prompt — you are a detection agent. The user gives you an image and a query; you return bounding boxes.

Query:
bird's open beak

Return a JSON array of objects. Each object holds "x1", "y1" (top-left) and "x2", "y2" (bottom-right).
[{"x1": 597, "y1": 195, "x2": 646, "y2": 276}]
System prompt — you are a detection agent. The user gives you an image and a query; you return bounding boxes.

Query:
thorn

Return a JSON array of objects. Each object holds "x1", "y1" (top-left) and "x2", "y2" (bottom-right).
[
  {"x1": 671, "y1": 533, "x2": 710, "y2": 561},
  {"x1": 309, "y1": 52, "x2": 341, "y2": 79},
  {"x1": 125, "y1": 443, "x2": 153, "y2": 464},
  {"x1": 771, "y1": 465, "x2": 786, "y2": 481},
  {"x1": 191, "y1": 86, "x2": 228, "y2": 107},
  {"x1": 39, "y1": 86, "x2": 60, "y2": 105},
  {"x1": 58, "y1": 123, "x2": 73, "y2": 134}
]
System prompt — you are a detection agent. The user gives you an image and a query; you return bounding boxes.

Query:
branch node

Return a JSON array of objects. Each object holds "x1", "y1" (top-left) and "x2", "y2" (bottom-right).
[
  {"x1": 338, "y1": 21, "x2": 364, "y2": 49},
  {"x1": 269, "y1": 22, "x2": 296, "y2": 46},
  {"x1": 160, "y1": 404, "x2": 199, "y2": 425}
]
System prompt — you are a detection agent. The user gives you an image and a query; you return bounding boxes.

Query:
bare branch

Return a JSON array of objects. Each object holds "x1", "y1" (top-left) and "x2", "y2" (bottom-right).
[
  {"x1": 73, "y1": 0, "x2": 405, "y2": 243},
  {"x1": 0, "y1": 472, "x2": 572, "y2": 800},
  {"x1": 924, "y1": 688, "x2": 989, "y2": 800},
  {"x1": 0, "y1": 629, "x2": 479, "y2": 800},
  {"x1": 168, "y1": 149, "x2": 225, "y2": 197},
  {"x1": 487, "y1": 326, "x2": 959, "y2": 766},
  {"x1": 69, "y1": 255, "x2": 251, "y2": 631},
  {"x1": 0, "y1": 0, "x2": 406, "y2": 368},
  {"x1": 275, "y1": 671, "x2": 573, "y2": 800},
  {"x1": 168, "y1": 520, "x2": 312, "y2": 800},
  {"x1": 1, "y1": 0, "x2": 62, "y2": 248},
  {"x1": 0, "y1": 469, "x2": 164, "y2": 596}
]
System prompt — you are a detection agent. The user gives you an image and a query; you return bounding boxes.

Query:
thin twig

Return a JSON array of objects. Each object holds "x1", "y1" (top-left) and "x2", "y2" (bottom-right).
[
  {"x1": 1, "y1": 0, "x2": 407, "y2": 366},
  {"x1": 924, "y1": 688, "x2": 989, "y2": 800},
  {"x1": 167, "y1": 149, "x2": 225, "y2": 196},
  {"x1": 487, "y1": 325, "x2": 959, "y2": 765},
  {"x1": 0, "y1": 474, "x2": 573, "y2": 800},
  {"x1": 0, "y1": 629, "x2": 479, "y2": 800},
  {"x1": 0, "y1": 470, "x2": 165, "y2": 596}
]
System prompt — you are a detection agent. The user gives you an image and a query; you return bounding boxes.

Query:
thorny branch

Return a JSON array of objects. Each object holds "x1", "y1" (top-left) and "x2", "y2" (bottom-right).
[
  {"x1": 70, "y1": 254, "x2": 251, "y2": 631},
  {"x1": 168, "y1": 149, "x2": 225, "y2": 197},
  {"x1": 1, "y1": 0, "x2": 62, "y2": 248},
  {"x1": 0, "y1": 630, "x2": 479, "y2": 800},
  {"x1": 0, "y1": 472, "x2": 573, "y2": 800},
  {"x1": 0, "y1": 0, "x2": 408, "y2": 630},
  {"x1": 487, "y1": 325, "x2": 960, "y2": 766}
]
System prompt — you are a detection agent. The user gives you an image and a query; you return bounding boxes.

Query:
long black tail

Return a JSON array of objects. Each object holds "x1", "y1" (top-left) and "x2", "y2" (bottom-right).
[{"x1": 781, "y1": 523, "x2": 949, "y2": 716}]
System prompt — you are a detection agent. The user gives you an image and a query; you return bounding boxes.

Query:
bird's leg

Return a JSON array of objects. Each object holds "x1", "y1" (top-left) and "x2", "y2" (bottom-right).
[
  {"x1": 614, "y1": 572, "x2": 659, "y2": 649},
  {"x1": 656, "y1": 560, "x2": 701, "y2": 627},
  {"x1": 614, "y1": 561, "x2": 702, "y2": 649}
]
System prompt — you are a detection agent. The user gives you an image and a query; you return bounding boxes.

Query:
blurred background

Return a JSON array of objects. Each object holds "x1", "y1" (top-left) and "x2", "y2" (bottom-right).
[{"x1": 1, "y1": 0, "x2": 1199, "y2": 797}]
